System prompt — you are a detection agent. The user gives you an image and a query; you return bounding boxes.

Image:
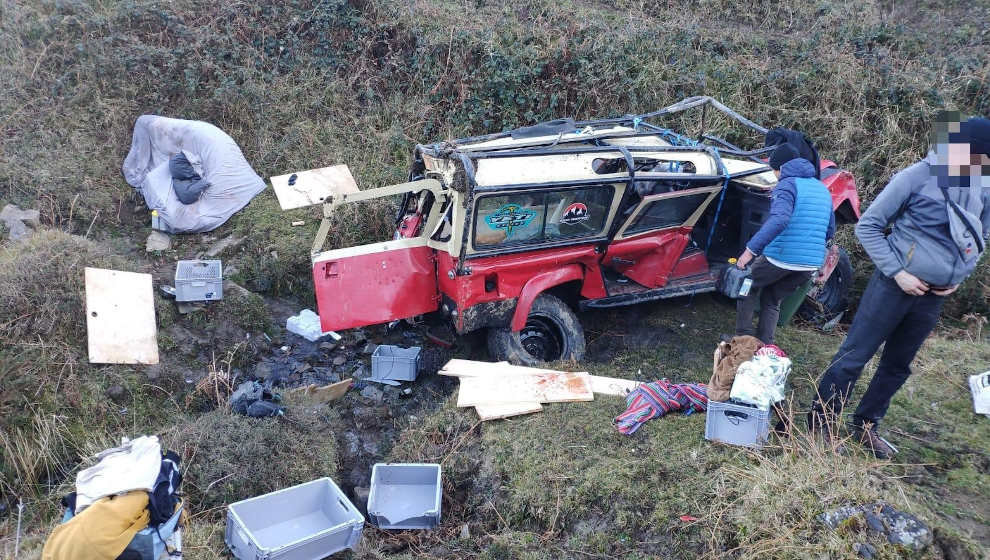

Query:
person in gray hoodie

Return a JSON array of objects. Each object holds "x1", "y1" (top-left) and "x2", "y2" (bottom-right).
[{"x1": 809, "y1": 116, "x2": 990, "y2": 458}]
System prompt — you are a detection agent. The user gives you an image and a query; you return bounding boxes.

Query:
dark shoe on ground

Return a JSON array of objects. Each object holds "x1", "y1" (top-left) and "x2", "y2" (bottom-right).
[{"x1": 852, "y1": 422, "x2": 897, "y2": 460}]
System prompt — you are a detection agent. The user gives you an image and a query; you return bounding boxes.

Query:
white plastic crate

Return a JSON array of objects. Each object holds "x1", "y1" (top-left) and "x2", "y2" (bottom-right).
[
  {"x1": 367, "y1": 463, "x2": 441, "y2": 529},
  {"x1": 175, "y1": 259, "x2": 222, "y2": 302},
  {"x1": 705, "y1": 400, "x2": 770, "y2": 449},
  {"x1": 226, "y1": 478, "x2": 364, "y2": 560}
]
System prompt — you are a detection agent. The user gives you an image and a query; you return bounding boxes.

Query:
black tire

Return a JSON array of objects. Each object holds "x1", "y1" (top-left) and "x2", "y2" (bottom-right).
[
  {"x1": 799, "y1": 247, "x2": 853, "y2": 322},
  {"x1": 487, "y1": 293, "x2": 586, "y2": 366}
]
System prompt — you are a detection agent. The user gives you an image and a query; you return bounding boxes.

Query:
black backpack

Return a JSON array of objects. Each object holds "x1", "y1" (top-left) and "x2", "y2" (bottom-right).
[{"x1": 147, "y1": 450, "x2": 182, "y2": 525}]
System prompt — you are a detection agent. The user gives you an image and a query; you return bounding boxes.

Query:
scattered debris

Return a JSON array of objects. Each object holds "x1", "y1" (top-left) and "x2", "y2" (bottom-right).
[
  {"x1": 969, "y1": 371, "x2": 990, "y2": 417},
  {"x1": 228, "y1": 380, "x2": 283, "y2": 417},
  {"x1": 360, "y1": 385, "x2": 384, "y2": 404},
  {"x1": 270, "y1": 164, "x2": 359, "y2": 210},
  {"x1": 820, "y1": 503, "x2": 932, "y2": 551},
  {"x1": 145, "y1": 230, "x2": 171, "y2": 252},
  {"x1": 176, "y1": 302, "x2": 206, "y2": 315},
  {"x1": 679, "y1": 515, "x2": 700, "y2": 522},
  {"x1": 588, "y1": 375, "x2": 643, "y2": 396},
  {"x1": 441, "y1": 359, "x2": 594, "y2": 420},
  {"x1": 291, "y1": 220, "x2": 306, "y2": 226},
  {"x1": 0, "y1": 203, "x2": 40, "y2": 241},
  {"x1": 175, "y1": 259, "x2": 223, "y2": 302},
  {"x1": 205, "y1": 234, "x2": 245, "y2": 258},
  {"x1": 284, "y1": 379, "x2": 353, "y2": 406},
  {"x1": 85, "y1": 267, "x2": 159, "y2": 364},
  {"x1": 160, "y1": 285, "x2": 177, "y2": 298},
  {"x1": 286, "y1": 309, "x2": 339, "y2": 342}
]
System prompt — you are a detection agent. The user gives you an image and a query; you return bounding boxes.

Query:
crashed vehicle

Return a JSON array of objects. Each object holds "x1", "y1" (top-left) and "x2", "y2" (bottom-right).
[{"x1": 308, "y1": 97, "x2": 860, "y2": 365}]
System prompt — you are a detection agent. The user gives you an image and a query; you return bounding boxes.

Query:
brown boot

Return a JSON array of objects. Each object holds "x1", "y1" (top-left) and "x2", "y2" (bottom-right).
[{"x1": 852, "y1": 422, "x2": 897, "y2": 460}]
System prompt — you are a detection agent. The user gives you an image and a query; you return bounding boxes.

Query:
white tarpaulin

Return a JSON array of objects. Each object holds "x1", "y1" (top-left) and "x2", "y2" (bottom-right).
[{"x1": 122, "y1": 115, "x2": 266, "y2": 233}]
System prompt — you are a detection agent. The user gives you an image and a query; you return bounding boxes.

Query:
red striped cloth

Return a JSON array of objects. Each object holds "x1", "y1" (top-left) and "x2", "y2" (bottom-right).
[{"x1": 614, "y1": 379, "x2": 708, "y2": 435}]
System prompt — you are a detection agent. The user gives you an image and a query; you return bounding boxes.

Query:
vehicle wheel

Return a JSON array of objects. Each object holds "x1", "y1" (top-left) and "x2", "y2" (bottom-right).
[
  {"x1": 487, "y1": 293, "x2": 586, "y2": 366},
  {"x1": 799, "y1": 247, "x2": 853, "y2": 322}
]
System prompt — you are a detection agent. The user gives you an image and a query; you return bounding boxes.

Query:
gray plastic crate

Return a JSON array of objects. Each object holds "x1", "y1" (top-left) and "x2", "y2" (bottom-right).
[
  {"x1": 367, "y1": 463, "x2": 442, "y2": 529},
  {"x1": 226, "y1": 477, "x2": 364, "y2": 560},
  {"x1": 705, "y1": 400, "x2": 771, "y2": 449},
  {"x1": 371, "y1": 345, "x2": 421, "y2": 382},
  {"x1": 175, "y1": 259, "x2": 223, "y2": 302}
]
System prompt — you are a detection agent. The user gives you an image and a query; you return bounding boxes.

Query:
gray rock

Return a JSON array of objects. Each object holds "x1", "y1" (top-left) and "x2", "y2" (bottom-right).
[
  {"x1": 319, "y1": 341, "x2": 337, "y2": 352},
  {"x1": 176, "y1": 302, "x2": 206, "y2": 314},
  {"x1": 820, "y1": 503, "x2": 932, "y2": 551},
  {"x1": 459, "y1": 524, "x2": 471, "y2": 539},
  {"x1": 106, "y1": 385, "x2": 127, "y2": 403},
  {"x1": 362, "y1": 343, "x2": 378, "y2": 355},
  {"x1": 342, "y1": 431, "x2": 361, "y2": 457},
  {"x1": 253, "y1": 361, "x2": 273, "y2": 379},
  {"x1": 854, "y1": 543, "x2": 876, "y2": 559},
  {"x1": 0, "y1": 204, "x2": 40, "y2": 241},
  {"x1": 362, "y1": 440, "x2": 379, "y2": 455},
  {"x1": 205, "y1": 235, "x2": 245, "y2": 258},
  {"x1": 145, "y1": 230, "x2": 171, "y2": 252},
  {"x1": 359, "y1": 386, "x2": 383, "y2": 403},
  {"x1": 145, "y1": 363, "x2": 163, "y2": 380},
  {"x1": 332, "y1": 355, "x2": 347, "y2": 366}
]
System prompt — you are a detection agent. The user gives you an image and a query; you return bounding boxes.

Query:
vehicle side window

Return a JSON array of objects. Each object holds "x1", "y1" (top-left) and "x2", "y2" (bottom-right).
[
  {"x1": 625, "y1": 192, "x2": 711, "y2": 235},
  {"x1": 474, "y1": 185, "x2": 613, "y2": 248}
]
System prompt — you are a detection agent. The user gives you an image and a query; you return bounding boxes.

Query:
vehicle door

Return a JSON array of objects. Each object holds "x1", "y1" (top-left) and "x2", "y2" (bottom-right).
[
  {"x1": 310, "y1": 181, "x2": 447, "y2": 332},
  {"x1": 604, "y1": 185, "x2": 722, "y2": 288}
]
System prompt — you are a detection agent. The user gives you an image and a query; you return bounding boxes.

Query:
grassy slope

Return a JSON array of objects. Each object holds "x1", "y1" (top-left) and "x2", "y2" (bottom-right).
[{"x1": 1, "y1": 0, "x2": 989, "y2": 558}]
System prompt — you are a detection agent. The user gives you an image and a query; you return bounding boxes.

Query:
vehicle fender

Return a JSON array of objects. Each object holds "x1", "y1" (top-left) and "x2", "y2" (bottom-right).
[{"x1": 510, "y1": 264, "x2": 584, "y2": 332}]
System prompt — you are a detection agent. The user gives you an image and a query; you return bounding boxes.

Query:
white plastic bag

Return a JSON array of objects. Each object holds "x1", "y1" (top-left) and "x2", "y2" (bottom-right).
[
  {"x1": 730, "y1": 354, "x2": 792, "y2": 410},
  {"x1": 970, "y1": 371, "x2": 990, "y2": 417}
]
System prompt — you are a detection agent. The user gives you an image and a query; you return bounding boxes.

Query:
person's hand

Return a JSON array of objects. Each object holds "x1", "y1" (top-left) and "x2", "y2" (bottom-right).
[
  {"x1": 931, "y1": 284, "x2": 958, "y2": 296},
  {"x1": 736, "y1": 249, "x2": 754, "y2": 269},
  {"x1": 894, "y1": 270, "x2": 929, "y2": 296}
]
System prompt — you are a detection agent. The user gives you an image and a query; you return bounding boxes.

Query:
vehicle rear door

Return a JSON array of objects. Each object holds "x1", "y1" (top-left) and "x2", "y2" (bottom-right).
[{"x1": 312, "y1": 238, "x2": 439, "y2": 332}]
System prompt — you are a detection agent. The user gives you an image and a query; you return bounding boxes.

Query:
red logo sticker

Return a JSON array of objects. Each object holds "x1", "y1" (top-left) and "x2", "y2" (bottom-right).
[{"x1": 561, "y1": 202, "x2": 590, "y2": 225}]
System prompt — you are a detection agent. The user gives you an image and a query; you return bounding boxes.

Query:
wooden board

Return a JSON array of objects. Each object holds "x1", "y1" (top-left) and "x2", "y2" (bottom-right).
[
  {"x1": 456, "y1": 372, "x2": 594, "y2": 407},
  {"x1": 474, "y1": 402, "x2": 543, "y2": 421},
  {"x1": 85, "y1": 268, "x2": 159, "y2": 364},
  {"x1": 270, "y1": 165, "x2": 359, "y2": 210},
  {"x1": 285, "y1": 378, "x2": 352, "y2": 405},
  {"x1": 588, "y1": 375, "x2": 642, "y2": 397},
  {"x1": 440, "y1": 359, "x2": 569, "y2": 377}
]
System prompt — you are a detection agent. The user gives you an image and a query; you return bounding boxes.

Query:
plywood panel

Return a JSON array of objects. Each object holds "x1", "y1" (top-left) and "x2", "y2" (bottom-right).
[
  {"x1": 270, "y1": 165, "x2": 359, "y2": 210},
  {"x1": 85, "y1": 268, "x2": 159, "y2": 364},
  {"x1": 588, "y1": 375, "x2": 642, "y2": 397},
  {"x1": 440, "y1": 359, "x2": 568, "y2": 377},
  {"x1": 456, "y1": 372, "x2": 593, "y2": 407},
  {"x1": 474, "y1": 402, "x2": 543, "y2": 421}
]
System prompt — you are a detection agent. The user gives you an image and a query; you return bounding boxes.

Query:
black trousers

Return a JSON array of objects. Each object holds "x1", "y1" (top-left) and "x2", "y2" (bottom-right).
[
  {"x1": 812, "y1": 270, "x2": 945, "y2": 426},
  {"x1": 735, "y1": 256, "x2": 813, "y2": 344}
]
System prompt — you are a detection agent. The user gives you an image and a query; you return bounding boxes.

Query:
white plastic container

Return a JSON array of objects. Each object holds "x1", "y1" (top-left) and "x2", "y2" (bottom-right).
[
  {"x1": 371, "y1": 346, "x2": 421, "y2": 382},
  {"x1": 175, "y1": 260, "x2": 223, "y2": 302},
  {"x1": 704, "y1": 400, "x2": 771, "y2": 449},
  {"x1": 226, "y1": 478, "x2": 364, "y2": 560},
  {"x1": 367, "y1": 463, "x2": 441, "y2": 530}
]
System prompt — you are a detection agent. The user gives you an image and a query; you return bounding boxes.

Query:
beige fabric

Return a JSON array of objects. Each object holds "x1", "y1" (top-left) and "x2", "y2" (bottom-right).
[{"x1": 707, "y1": 335, "x2": 763, "y2": 402}]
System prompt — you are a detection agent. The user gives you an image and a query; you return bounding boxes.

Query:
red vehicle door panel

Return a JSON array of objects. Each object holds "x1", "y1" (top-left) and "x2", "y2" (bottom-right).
[{"x1": 312, "y1": 240, "x2": 439, "y2": 332}]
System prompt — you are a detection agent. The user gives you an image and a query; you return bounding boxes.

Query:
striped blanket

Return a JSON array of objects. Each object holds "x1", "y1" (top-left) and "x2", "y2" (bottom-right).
[{"x1": 614, "y1": 379, "x2": 708, "y2": 435}]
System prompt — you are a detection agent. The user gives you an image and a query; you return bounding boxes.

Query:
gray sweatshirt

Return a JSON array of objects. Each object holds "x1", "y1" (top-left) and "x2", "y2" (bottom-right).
[{"x1": 855, "y1": 152, "x2": 990, "y2": 287}]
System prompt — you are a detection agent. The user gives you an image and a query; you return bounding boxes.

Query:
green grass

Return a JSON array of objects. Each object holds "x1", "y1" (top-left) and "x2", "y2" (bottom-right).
[{"x1": 1, "y1": 0, "x2": 989, "y2": 557}]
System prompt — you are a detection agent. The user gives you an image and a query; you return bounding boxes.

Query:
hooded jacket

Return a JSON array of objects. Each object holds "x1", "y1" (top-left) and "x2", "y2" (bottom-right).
[
  {"x1": 746, "y1": 158, "x2": 835, "y2": 268},
  {"x1": 856, "y1": 152, "x2": 990, "y2": 287}
]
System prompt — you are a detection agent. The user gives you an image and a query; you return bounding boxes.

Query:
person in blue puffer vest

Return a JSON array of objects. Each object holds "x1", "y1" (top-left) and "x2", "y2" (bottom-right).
[{"x1": 734, "y1": 142, "x2": 835, "y2": 344}]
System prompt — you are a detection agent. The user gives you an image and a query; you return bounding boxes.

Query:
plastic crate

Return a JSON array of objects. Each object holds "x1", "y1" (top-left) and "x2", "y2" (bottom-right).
[
  {"x1": 371, "y1": 345, "x2": 421, "y2": 382},
  {"x1": 705, "y1": 400, "x2": 771, "y2": 449},
  {"x1": 367, "y1": 463, "x2": 442, "y2": 529},
  {"x1": 175, "y1": 260, "x2": 223, "y2": 302},
  {"x1": 226, "y1": 478, "x2": 364, "y2": 560}
]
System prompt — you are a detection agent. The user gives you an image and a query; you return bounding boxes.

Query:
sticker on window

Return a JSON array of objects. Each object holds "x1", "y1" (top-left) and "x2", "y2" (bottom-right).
[
  {"x1": 560, "y1": 202, "x2": 590, "y2": 225},
  {"x1": 485, "y1": 204, "x2": 537, "y2": 236}
]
